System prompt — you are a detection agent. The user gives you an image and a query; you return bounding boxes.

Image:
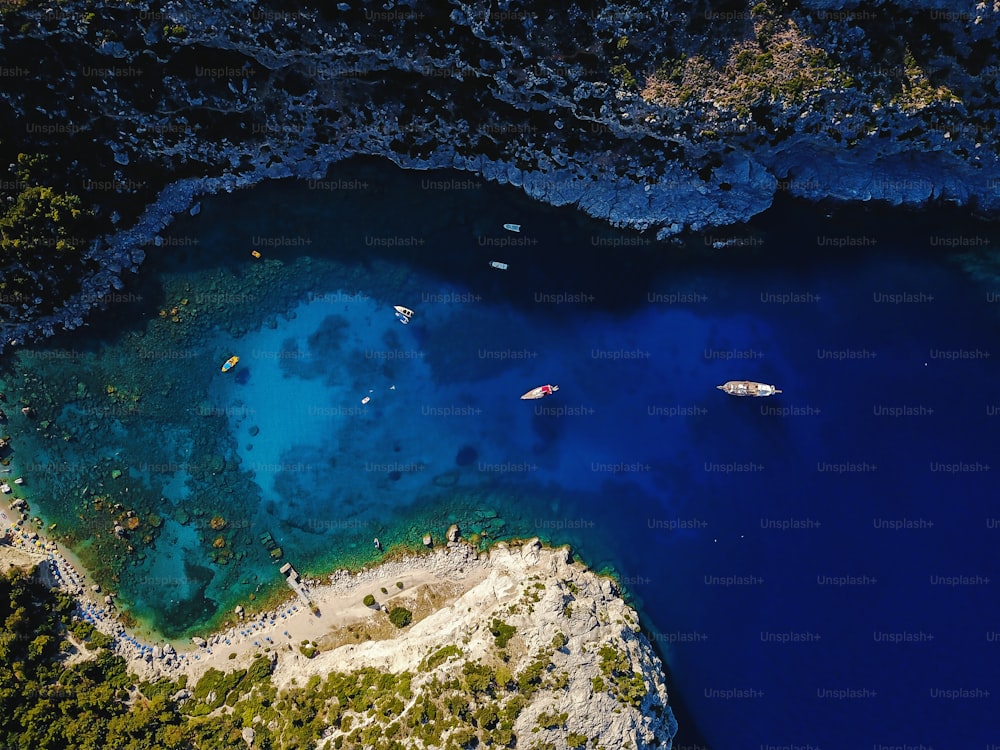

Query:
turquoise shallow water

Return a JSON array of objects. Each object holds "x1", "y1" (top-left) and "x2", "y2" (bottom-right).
[
  {"x1": 1, "y1": 157, "x2": 999, "y2": 749},
  {"x1": 1, "y1": 162, "x2": 667, "y2": 636}
]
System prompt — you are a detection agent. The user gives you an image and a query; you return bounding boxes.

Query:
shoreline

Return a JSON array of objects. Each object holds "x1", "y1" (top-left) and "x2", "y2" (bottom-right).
[
  {"x1": 1, "y1": 497, "x2": 575, "y2": 684},
  {"x1": 3, "y1": 0, "x2": 1000, "y2": 355},
  {"x1": 3, "y1": 508, "x2": 680, "y2": 748}
]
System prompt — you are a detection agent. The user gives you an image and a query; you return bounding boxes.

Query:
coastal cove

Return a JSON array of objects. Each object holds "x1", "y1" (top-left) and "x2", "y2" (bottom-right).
[
  {"x1": 0, "y1": 533, "x2": 678, "y2": 748},
  {"x1": 1, "y1": 158, "x2": 999, "y2": 749}
]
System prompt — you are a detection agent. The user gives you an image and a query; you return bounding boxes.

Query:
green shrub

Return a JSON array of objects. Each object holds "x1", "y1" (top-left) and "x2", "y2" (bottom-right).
[
  {"x1": 388, "y1": 607, "x2": 412, "y2": 628},
  {"x1": 462, "y1": 661, "x2": 494, "y2": 694},
  {"x1": 449, "y1": 727, "x2": 477, "y2": 747},
  {"x1": 567, "y1": 733, "x2": 588, "y2": 748},
  {"x1": 0, "y1": 186, "x2": 88, "y2": 257},
  {"x1": 495, "y1": 664, "x2": 513, "y2": 690},
  {"x1": 363, "y1": 594, "x2": 376, "y2": 607},
  {"x1": 536, "y1": 710, "x2": 567, "y2": 729},
  {"x1": 598, "y1": 645, "x2": 647, "y2": 706},
  {"x1": 490, "y1": 619, "x2": 516, "y2": 648},
  {"x1": 474, "y1": 704, "x2": 499, "y2": 729},
  {"x1": 547, "y1": 671, "x2": 569, "y2": 690},
  {"x1": 422, "y1": 645, "x2": 462, "y2": 671},
  {"x1": 162, "y1": 23, "x2": 187, "y2": 38},
  {"x1": 516, "y1": 654, "x2": 551, "y2": 694},
  {"x1": 610, "y1": 63, "x2": 638, "y2": 90},
  {"x1": 245, "y1": 655, "x2": 273, "y2": 684},
  {"x1": 89, "y1": 630, "x2": 114, "y2": 651}
]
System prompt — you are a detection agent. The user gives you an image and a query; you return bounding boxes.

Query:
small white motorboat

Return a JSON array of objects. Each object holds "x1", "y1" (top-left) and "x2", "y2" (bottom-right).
[
  {"x1": 489, "y1": 260, "x2": 508, "y2": 270},
  {"x1": 503, "y1": 223, "x2": 521, "y2": 232},
  {"x1": 521, "y1": 384, "x2": 559, "y2": 400},
  {"x1": 393, "y1": 305, "x2": 414, "y2": 324}
]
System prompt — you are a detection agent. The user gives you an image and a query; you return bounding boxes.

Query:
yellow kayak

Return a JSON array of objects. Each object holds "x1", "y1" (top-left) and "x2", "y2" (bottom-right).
[{"x1": 221, "y1": 356, "x2": 239, "y2": 373}]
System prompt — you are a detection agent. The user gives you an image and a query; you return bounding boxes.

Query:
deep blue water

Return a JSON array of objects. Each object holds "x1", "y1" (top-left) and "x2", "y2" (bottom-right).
[{"x1": 2, "y1": 158, "x2": 998, "y2": 749}]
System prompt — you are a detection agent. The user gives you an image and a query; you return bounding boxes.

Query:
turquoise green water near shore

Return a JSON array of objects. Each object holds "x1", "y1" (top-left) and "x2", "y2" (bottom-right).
[
  {"x1": 2, "y1": 158, "x2": 999, "y2": 750},
  {"x1": 0, "y1": 167, "x2": 637, "y2": 638}
]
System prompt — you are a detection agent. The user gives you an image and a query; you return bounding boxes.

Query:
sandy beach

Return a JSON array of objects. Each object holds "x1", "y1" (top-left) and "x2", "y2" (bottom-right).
[{"x1": 3, "y1": 497, "x2": 490, "y2": 685}]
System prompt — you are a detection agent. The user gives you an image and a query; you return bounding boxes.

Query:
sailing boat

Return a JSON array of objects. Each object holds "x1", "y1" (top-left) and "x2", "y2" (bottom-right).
[{"x1": 716, "y1": 381, "x2": 782, "y2": 397}]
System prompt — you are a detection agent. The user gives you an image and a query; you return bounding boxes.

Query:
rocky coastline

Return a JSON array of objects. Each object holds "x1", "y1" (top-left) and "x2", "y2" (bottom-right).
[
  {"x1": 2, "y1": 0, "x2": 1000, "y2": 352},
  {"x1": 2, "y1": 513, "x2": 679, "y2": 748}
]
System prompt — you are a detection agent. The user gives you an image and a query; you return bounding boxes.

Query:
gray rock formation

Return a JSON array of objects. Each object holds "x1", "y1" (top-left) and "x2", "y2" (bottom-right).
[
  {"x1": 1, "y1": 0, "x2": 998, "y2": 349},
  {"x1": 274, "y1": 539, "x2": 677, "y2": 749}
]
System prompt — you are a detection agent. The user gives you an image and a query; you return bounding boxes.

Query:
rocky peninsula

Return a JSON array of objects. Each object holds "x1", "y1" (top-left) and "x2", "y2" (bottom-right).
[
  {"x1": 2, "y1": 0, "x2": 1000, "y2": 349},
  {"x1": 1, "y1": 515, "x2": 677, "y2": 749}
]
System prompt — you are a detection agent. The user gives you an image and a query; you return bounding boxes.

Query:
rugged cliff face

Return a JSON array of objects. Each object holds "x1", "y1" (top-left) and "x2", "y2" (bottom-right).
[
  {"x1": 267, "y1": 540, "x2": 678, "y2": 749},
  {"x1": 0, "y1": 535, "x2": 678, "y2": 749},
  {"x1": 1, "y1": 0, "x2": 998, "y2": 345}
]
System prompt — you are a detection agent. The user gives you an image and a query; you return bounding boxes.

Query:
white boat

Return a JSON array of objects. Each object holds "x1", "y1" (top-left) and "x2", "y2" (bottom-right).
[
  {"x1": 716, "y1": 381, "x2": 782, "y2": 397},
  {"x1": 520, "y1": 384, "x2": 558, "y2": 400},
  {"x1": 503, "y1": 223, "x2": 521, "y2": 232},
  {"x1": 489, "y1": 260, "x2": 508, "y2": 270},
  {"x1": 393, "y1": 305, "x2": 414, "y2": 324}
]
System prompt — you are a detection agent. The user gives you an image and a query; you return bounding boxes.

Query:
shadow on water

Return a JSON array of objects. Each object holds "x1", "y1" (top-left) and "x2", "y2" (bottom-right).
[
  {"x1": 160, "y1": 155, "x2": 1000, "y2": 331},
  {"x1": 155, "y1": 155, "x2": 737, "y2": 318},
  {"x1": 660, "y1": 668, "x2": 713, "y2": 750}
]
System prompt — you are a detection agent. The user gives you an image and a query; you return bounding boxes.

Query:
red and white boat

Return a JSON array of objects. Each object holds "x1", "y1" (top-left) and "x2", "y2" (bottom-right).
[{"x1": 520, "y1": 384, "x2": 559, "y2": 400}]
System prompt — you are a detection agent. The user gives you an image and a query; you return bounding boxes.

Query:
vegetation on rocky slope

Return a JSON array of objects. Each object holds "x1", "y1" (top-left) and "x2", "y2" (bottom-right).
[
  {"x1": 0, "y1": 555, "x2": 666, "y2": 749},
  {"x1": 641, "y1": 0, "x2": 965, "y2": 124},
  {"x1": 0, "y1": 153, "x2": 93, "y2": 314},
  {"x1": 2, "y1": 0, "x2": 996, "y2": 341}
]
